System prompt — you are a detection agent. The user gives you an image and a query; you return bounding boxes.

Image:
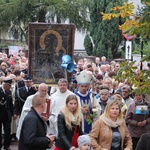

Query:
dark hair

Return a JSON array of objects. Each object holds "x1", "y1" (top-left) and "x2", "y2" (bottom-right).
[
  {"x1": 14, "y1": 70, "x2": 21, "y2": 76},
  {"x1": 8, "y1": 54, "x2": 13, "y2": 58},
  {"x1": 96, "y1": 74, "x2": 103, "y2": 80},
  {"x1": 14, "y1": 58, "x2": 19, "y2": 63},
  {"x1": 108, "y1": 71, "x2": 116, "y2": 78},
  {"x1": 87, "y1": 64, "x2": 92, "y2": 68}
]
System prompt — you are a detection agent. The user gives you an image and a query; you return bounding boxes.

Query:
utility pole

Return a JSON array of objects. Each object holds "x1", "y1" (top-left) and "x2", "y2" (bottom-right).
[{"x1": 140, "y1": 40, "x2": 144, "y2": 70}]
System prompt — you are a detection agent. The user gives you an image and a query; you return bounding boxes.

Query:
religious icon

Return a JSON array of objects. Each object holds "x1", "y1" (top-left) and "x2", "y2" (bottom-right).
[{"x1": 136, "y1": 105, "x2": 148, "y2": 114}]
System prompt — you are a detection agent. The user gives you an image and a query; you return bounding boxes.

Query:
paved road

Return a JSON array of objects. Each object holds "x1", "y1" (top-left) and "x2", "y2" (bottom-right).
[{"x1": 10, "y1": 140, "x2": 18, "y2": 150}]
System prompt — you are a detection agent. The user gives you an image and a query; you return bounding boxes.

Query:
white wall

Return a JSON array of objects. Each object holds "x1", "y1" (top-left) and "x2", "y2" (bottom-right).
[
  {"x1": 74, "y1": 31, "x2": 85, "y2": 50},
  {"x1": 132, "y1": 54, "x2": 148, "y2": 69}
]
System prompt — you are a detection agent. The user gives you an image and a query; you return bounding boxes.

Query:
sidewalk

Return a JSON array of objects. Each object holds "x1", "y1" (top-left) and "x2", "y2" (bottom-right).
[{"x1": 10, "y1": 140, "x2": 18, "y2": 150}]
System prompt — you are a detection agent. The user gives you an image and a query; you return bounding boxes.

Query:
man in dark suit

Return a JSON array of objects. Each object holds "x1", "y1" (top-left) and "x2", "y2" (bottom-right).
[
  {"x1": 19, "y1": 94, "x2": 55, "y2": 150},
  {"x1": 13, "y1": 75, "x2": 37, "y2": 118},
  {"x1": 0, "y1": 77, "x2": 13, "y2": 150}
]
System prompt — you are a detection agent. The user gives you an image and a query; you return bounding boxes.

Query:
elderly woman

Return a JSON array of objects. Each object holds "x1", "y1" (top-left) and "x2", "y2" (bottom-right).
[{"x1": 90, "y1": 100, "x2": 132, "y2": 150}]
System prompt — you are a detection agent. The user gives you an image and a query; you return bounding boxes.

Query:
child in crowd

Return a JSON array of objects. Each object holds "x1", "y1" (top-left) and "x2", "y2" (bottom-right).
[{"x1": 77, "y1": 135, "x2": 91, "y2": 150}]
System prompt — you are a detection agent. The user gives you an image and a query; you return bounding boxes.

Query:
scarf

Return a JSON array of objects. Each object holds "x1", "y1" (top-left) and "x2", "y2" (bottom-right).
[
  {"x1": 100, "y1": 114, "x2": 123, "y2": 128},
  {"x1": 70, "y1": 113, "x2": 79, "y2": 125}
]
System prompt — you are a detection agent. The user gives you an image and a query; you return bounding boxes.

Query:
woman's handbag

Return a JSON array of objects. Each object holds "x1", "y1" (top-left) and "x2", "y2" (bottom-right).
[{"x1": 71, "y1": 125, "x2": 79, "y2": 148}]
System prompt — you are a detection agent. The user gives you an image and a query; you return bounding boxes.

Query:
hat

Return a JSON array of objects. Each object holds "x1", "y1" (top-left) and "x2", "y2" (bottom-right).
[
  {"x1": 100, "y1": 89, "x2": 109, "y2": 94},
  {"x1": 23, "y1": 75, "x2": 33, "y2": 81},
  {"x1": 77, "y1": 135, "x2": 91, "y2": 147},
  {"x1": 76, "y1": 71, "x2": 92, "y2": 84},
  {"x1": 3, "y1": 76, "x2": 12, "y2": 85}
]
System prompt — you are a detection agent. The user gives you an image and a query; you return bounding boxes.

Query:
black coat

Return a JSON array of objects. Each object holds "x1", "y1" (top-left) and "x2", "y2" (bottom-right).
[
  {"x1": 136, "y1": 133, "x2": 150, "y2": 150},
  {"x1": 55, "y1": 112, "x2": 83, "y2": 150},
  {"x1": 14, "y1": 86, "x2": 37, "y2": 115},
  {"x1": 0, "y1": 87, "x2": 13, "y2": 122},
  {"x1": 19, "y1": 107, "x2": 50, "y2": 150}
]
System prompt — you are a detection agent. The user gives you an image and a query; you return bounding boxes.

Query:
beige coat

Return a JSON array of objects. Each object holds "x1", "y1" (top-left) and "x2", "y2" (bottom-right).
[{"x1": 89, "y1": 119, "x2": 132, "y2": 150}]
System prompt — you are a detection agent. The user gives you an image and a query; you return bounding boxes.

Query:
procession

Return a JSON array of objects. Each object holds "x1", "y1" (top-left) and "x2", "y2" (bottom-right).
[
  {"x1": 0, "y1": 50, "x2": 150, "y2": 150},
  {"x1": 0, "y1": 0, "x2": 150, "y2": 150}
]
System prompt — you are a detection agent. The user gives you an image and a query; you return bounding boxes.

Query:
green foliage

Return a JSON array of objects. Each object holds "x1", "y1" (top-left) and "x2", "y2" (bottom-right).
[
  {"x1": 115, "y1": 61, "x2": 150, "y2": 95},
  {"x1": 133, "y1": 40, "x2": 150, "y2": 56},
  {"x1": 88, "y1": 0, "x2": 125, "y2": 59},
  {"x1": 86, "y1": 111, "x2": 97, "y2": 125},
  {"x1": 84, "y1": 34, "x2": 93, "y2": 55},
  {"x1": 0, "y1": 0, "x2": 90, "y2": 42},
  {"x1": 138, "y1": 3, "x2": 150, "y2": 40},
  {"x1": 101, "y1": 2, "x2": 150, "y2": 41},
  {"x1": 98, "y1": 1, "x2": 150, "y2": 95}
]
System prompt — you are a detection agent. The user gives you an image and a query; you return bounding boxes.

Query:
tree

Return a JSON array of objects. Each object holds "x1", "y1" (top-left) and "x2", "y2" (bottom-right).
[
  {"x1": 101, "y1": 0, "x2": 150, "y2": 94},
  {"x1": 87, "y1": 0, "x2": 125, "y2": 59},
  {"x1": 115, "y1": 61, "x2": 150, "y2": 95},
  {"x1": 101, "y1": 1, "x2": 150, "y2": 41},
  {"x1": 0, "y1": 0, "x2": 90, "y2": 42},
  {"x1": 84, "y1": 34, "x2": 93, "y2": 55},
  {"x1": 101, "y1": 1, "x2": 150, "y2": 60}
]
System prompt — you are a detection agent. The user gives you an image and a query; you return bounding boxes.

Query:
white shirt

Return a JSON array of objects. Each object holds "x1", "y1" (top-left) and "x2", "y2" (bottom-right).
[
  {"x1": 49, "y1": 89, "x2": 74, "y2": 135},
  {"x1": 16, "y1": 92, "x2": 50, "y2": 139}
]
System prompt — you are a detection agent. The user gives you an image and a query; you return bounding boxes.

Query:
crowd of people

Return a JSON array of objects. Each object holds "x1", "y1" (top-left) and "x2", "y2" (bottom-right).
[{"x1": 0, "y1": 52, "x2": 150, "y2": 150}]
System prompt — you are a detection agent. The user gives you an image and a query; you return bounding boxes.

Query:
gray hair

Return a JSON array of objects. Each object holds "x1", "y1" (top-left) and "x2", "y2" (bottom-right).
[
  {"x1": 38, "y1": 83, "x2": 48, "y2": 89},
  {"x1": 121, "y1": 85, "x2": 131, "y2": 92},
  {"x1": 58, "y1": 78, "x2": 68, "y2": 85}
]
